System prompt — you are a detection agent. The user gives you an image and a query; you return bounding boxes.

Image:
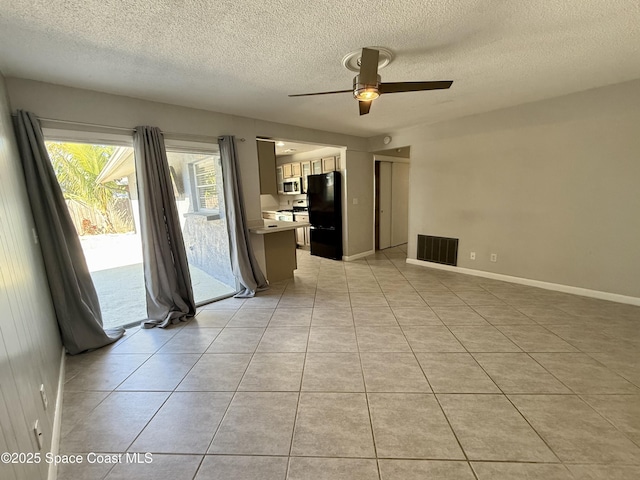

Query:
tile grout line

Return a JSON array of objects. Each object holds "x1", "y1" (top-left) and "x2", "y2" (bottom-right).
[
  {"x1": 362, "y1": 253, "x2": 388, "y2": 480},
  {"x1": 204, "y1": 281, "x2": 289, "y2": 457},
  {"x1": 384, "y1": 248, "x2": 591, "y2": 471},
  {"x1": 59, "y1": 247, "x2": 640, "y2": 477},
  {"x1": 121, "y1": 324, "x2": 230, "y2": 456},
  {"x1": 377, "y1": 248, "x2": 479, "y2": 479},
  {"x1": 425, "y1": 298, "x2": 567, "y2": 466},
  {"x1": 286, "y1": 272, "x2": 315, "y2": 468}
]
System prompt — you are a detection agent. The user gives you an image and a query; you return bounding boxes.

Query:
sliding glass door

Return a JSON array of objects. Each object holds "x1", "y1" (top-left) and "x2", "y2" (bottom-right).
[
  {"x1": 45, "y1": 141, "x2": 146, "y2": 328},
  {"x1": 165, "y1": 149, "x2": 236, "y2": 304},
  {"x1": 45, "y1": 141, "x2": 236, "y2": 328}
]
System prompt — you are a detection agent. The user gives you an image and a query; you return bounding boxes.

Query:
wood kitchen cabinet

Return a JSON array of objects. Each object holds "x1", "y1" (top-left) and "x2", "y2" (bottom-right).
[
  {"x1": 257, "y1": 140, "x2": 277, "y2": 195},
  {"x1": 282, "y1": 162, "x2": 301, "y2": 178},
  {"x1": 295, "y1": 226, "x2": 306, "y2": 246},
  {"x1": 295, "y1": 226, "x2": 310, "y2": 246},
  {"x1": 295, "y1": 213, "x2": 310, "y2": 246},
  {"x1": 322, "y1": 156, "x2": 336, "y2": 173},
  {"x1": 311, "y1": 159, "x2": 322, "y2": 174},
  {"x1": 276, "y1": 166, "x2": 284, "y2": 194},
  {"x1": 301, "y1": 162, "x2": 311, "y2": 193}
]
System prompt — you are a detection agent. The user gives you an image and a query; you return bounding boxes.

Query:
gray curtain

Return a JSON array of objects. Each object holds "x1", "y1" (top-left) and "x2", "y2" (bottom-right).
[
  {"x1": 134, "y1": 126, "x2": 196, "y2": 327},
  {"x1": 13, "y1": 110, "x2": 124, "y2": 354},
  {"x1": 218, "y1": 135, "x2": 268, "y2": 297}
]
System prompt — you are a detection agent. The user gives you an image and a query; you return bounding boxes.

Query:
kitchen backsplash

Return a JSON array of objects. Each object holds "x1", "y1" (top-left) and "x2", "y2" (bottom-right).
[
  {"x1": 260, "y1": 193, "x2": 307, "y2": 211},
  {"x1": 278, "y1": 194, "x2": 306, "y2": 209}
]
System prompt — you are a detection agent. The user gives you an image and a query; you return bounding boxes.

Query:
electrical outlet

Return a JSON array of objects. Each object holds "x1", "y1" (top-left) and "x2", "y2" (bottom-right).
[
  {"x1": 353, "y1": 198, "x2": 358, "y2": 205},
  {"x1": 33, "y1": 420, "x2": 43, "y2": 450},
  {"x1": 470, "y1": 252, "x2": 476, "y2": 260},
  {"x1": 40, "y1": 384, "x2": 48, "y2": 410},
  {"x1": 490, "y1": 253, "x2": 498, "y2": 262}
]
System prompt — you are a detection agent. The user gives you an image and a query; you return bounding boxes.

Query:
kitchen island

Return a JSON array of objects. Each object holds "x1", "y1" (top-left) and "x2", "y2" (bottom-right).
[{"x1": 249, "y1": 220, "x2": 310, "y2": 283}]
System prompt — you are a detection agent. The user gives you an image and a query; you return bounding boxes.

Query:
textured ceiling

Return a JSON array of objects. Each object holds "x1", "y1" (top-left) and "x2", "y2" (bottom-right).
[
  {"x1": 273, "y1": 140, "x2": 328, "y2": 156},
  {"x1": 1, "y1": 1, "x2": 639, "y2": 137}
]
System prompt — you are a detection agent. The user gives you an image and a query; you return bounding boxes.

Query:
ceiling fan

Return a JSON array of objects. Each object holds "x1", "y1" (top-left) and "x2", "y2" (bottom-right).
[{"x1": 289, "y1": 47, "x2": 453, "y2": 115}]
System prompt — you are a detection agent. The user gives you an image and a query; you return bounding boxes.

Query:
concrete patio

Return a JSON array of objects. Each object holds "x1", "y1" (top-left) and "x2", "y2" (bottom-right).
[{"x1": 80, "y1": 233, "x2": 236, "y2": 329}]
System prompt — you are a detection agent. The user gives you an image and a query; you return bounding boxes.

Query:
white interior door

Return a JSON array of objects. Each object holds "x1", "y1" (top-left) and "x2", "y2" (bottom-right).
[
  {"x1": 378, "y1": 161, "x2": 392, "y2": 249},
  {"x1": 391, "y1": 162, "x2": 409, "y2": 246}
]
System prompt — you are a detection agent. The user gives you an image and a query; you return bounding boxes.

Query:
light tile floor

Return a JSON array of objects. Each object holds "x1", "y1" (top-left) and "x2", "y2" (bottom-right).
[{"x1": 58, "y1": 246, "x2": 640, "y2": 479}]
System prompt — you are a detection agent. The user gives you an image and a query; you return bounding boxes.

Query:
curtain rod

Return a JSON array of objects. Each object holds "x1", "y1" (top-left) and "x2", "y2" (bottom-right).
[{"x1": 14, "y1": 115, "x2": 245, "y2": 142}]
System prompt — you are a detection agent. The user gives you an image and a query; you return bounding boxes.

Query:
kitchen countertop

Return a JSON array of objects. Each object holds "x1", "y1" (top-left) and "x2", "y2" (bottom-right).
[
  {"x1": 262, "y1": 209, "x2": 309, "y2": 214},
  {"x1": 249, "y1": 220, "x2": 311, "y2": 235}
]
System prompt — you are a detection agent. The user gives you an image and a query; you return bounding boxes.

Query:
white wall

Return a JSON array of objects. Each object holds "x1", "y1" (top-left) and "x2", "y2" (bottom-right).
[
  {"x1": 0, "y1": 73, "x2": 62, "y2": 480},
  {"x1": 6, "y1": 78, "x2": 370, "y2": 266},
  {"x1": 369, "y1": 79, "x2": 640, "y2": 298},
  {"x1": 391, "y1": 162, "x2": 410, "y2": 246},
  {"x1": 343, "y1": 150, "x2": 374, "y2": 257}
]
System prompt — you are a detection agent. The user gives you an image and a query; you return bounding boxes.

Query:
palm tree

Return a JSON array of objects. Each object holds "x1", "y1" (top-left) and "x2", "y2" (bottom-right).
[{"x1": 46, "y1": 142, "x2": 127, "y2": 233}]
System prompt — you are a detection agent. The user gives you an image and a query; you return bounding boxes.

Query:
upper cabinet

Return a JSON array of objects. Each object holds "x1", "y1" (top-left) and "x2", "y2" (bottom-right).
[
  {"x1": 257, "y1": 140, "x2": 277, "y2": 195},
  {"x1": 276, "y1": 166, "x2": 284, "y2": 194},
  {"x1": 276, "y1": 153, "x2": 341, "y2": 195},
  {"x1": 322, "y1": 156, "x2": 336, "y2": 173},
  {"x1": 282, "y1": 162, "x2": 302, "y2": 179},
  {"x1": 301, "y1": 162, "x2": 311, "y2": 193}
]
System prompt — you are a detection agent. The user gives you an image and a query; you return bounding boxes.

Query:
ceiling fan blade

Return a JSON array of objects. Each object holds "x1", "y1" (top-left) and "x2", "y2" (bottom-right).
[
  {"x1": 359, "y1": 48, "x2": 380, "y2": 85},
  {"x1": 379, "y1": 80, "x2": 453, "y2": 94},
  {"x1": 359, "y1": 100, "x2": 372, "y2": 116},
  {"x1": 288, "y1": 89, "x2": 352, "y2": 97}
]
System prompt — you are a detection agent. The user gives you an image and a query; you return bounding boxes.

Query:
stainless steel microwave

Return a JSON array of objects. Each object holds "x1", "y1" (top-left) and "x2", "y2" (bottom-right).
[{"x1": 282, "y1": 177, "x2": 302, "y2": 195}]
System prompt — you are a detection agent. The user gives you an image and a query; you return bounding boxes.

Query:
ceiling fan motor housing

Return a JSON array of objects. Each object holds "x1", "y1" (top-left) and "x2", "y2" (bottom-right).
[{"x1": 353, "y1": 74, "x2": 381, "y2": 100}]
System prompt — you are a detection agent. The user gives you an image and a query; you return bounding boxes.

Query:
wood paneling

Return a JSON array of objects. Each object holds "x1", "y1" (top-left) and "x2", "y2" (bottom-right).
[{"x1": 0, "y1": 74, "x2": 62, "y2": 480}]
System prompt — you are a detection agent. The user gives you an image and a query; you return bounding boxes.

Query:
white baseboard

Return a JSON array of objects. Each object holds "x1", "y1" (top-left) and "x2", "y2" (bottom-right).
[
  {"x1": 48, "y1": 347, "x2": 66, "y2": 480},
  {"x1": 343, "y1": 249, "x2": 375, "y2": 262},
  {"x1": 406, "y1": 258, "x2": 640, "y2": 306}
]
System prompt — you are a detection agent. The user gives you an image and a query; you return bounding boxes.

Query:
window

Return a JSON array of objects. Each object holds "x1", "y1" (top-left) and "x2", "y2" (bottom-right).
[
  {"x1": 166, "y1": 150, "x2": 236, "y2": 304},
  {"x1": 188, "y1": 155, "x2": 221, "y2": 216},
  {"x1": 167, "y1": 151, "x2": 223, "y2": 221}
]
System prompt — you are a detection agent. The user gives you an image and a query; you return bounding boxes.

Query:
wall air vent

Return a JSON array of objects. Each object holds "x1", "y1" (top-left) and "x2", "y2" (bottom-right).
[{"x1": 417, "y1": 235, "x2": 459, "y2": 266}]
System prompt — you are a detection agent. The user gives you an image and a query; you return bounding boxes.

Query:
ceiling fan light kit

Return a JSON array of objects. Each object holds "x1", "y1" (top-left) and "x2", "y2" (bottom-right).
[
  {"x1": 353, "y1": 74, "x2": 381, "y2": 100},
  {"x1": 289, "y1": 47, "x2": 453, "y2": 116}
]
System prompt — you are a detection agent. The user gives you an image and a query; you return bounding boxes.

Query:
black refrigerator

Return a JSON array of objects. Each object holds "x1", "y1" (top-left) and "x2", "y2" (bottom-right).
[{"x1": 307, "y1": 171, "x2": 342, "y2": 260}]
